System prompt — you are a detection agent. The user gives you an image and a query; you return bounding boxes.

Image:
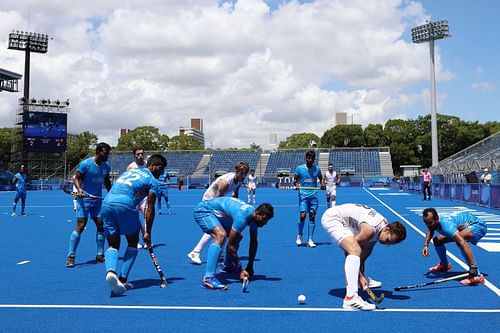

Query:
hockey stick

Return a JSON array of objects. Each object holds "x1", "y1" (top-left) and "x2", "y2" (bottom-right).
[
  {"x1": 364, "y1": 287, "x2": 384, "y2": 304},
  {"x1": 394, "y1": 272, "x2": 469, "y2": 291},
  {"x1": 148, "y1": 247, "x2": 168, "y2": 288},
  {"x1": 242, "y1": 277, "x2": 249, "y2": 293},
  {"x1": 62, "y1": 187, "x2": 103, "y2": 199}
]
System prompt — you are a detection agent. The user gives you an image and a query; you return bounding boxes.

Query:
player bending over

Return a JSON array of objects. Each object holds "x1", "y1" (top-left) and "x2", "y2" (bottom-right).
[
  {"x1": 101, "y1": 154, "x2": 166, "y2": 295},
  {"x1": 422, "y1": 208, "x2": 487, "y2": 285},
  {"x1": 321, "y1": 203, "x2": 406, "y2": 310},
  {"x1": 187, "y1": 162, "x2": 249, "y2": 265},
  {"x1": 193, "y1": 197, "x2": 274, "y2": 290}
]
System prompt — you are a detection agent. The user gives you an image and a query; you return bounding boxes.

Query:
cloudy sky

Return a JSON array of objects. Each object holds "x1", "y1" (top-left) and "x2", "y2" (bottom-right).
[{"x1": 0, "y1": 0, "x2": 498, "y2": 148}]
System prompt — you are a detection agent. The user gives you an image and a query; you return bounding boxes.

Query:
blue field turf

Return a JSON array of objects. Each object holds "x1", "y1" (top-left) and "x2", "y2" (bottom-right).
[{"x1": 0, "y1": 187, "x2": 499, "y2": 332}]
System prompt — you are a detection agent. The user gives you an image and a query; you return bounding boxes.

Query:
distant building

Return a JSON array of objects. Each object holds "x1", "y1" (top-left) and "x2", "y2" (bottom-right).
[
  {"x1": 120, "y1": 128, "x2": 130, "y2": 137},
  {"x1": 179, "y1": 118, "x2": 204, "y2": 148},
  {"x1": 335, "y1": 112, "x2": 347, "y2": 125}
]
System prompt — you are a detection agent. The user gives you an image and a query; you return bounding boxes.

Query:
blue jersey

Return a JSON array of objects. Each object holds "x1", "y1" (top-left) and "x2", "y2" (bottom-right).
[
  {"x1": 77, "y1": 157, "x2": 110, "y2": 198},
  {"x1": 104, "y1": 168, "x2": 160, "y2": 207},
  {"x1": 196, "y1": 197, "x2": 258, "y2": 234},
  {"x1": 158, "y1": 171, "x2": 169, "y2": 183},
  {"x1": 295, "y1": 164, "x2": 321, "y2": 198},
  {"x1": 438, "y1": 212, "x2": 485, "y2": 239},
  {"x1": 14, "y1": 173, "x2": 27, "y2": 192}
]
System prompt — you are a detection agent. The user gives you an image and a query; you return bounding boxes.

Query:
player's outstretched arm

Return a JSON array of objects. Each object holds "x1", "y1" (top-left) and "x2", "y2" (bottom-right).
[{"x1": 246, "y1": 229, "x2": 258, "y2": 276}]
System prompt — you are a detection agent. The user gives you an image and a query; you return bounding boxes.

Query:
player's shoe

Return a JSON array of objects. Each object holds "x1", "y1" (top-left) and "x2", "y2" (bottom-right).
[
  {"x1": 66, "y1": 255, "x2": 75, "y2": 268},
  {"x1": 343, "y1": 294, "x2": 376, "y2": 311},
  {"x1": 158, "y1": 210, "x2": 163, "y2": 215},
  {"x1": 307, "y1": 239, "x2": 317, "y2": 248},
  {"x1": 136, "y1": 243, "x2": 143, "y2": 249},
  {"x1": 11, "y1": 212, "x2": 16, "y2": 217},
  {"x1": 187, "y1": 251, "x2": 202, "y2": 265},
  {"x1": 367, "y1": 277, "x2": 382, "y2": 289},
  {"x1": 119, "y1": 277, "x2": 134, "y2": 290},
  {"x1": 21, "y1": 212, "x2": 27, "y2": 216},
  {"x1": 429, "y1": 263, "x2": 452, "y2": 272},
  {"x1": 201, "y1": 275, "x2": 228, "y2": 290},
  {"x1": 106, "y1": 271, "x2": 126, "y2": 295},
  {"x1": 95, "y1": 254, "x2": 105, "y2": 263},
  {"x1": 460, "y1": 275, "x2": 485, "y2": 286},
  {"x1": 296, "y1": 235, "x2": 303, "y2": 246}
]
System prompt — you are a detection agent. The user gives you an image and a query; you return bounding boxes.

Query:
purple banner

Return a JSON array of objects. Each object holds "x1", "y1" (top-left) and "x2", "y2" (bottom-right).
[
  {"x1": 469, "y1": 184, "x2": 480, "y2": 204},
  {"x1": 480, "y1": 184, "x2": 490, "y2": 205},
  {"x1": 491, "y1": 185, "x2": 500, "y2": 209}
]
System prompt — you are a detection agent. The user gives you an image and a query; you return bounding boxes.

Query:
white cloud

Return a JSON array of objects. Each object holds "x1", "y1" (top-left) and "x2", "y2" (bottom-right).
[
  {"x1": 470, "y1": 82, "x2": 495, "y2": 92},
  {"x1": 0, "y1": 0, "x2": 451, "y2": 148}
]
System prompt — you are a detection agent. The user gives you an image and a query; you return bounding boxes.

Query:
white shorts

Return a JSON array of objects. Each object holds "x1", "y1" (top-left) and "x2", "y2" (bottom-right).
[
  {"x1": 321, "y1": 208, "x2": 354, "y2": 245},
  {"x1": 326, "y1": 186, "x2": 337, "y2": 197}
]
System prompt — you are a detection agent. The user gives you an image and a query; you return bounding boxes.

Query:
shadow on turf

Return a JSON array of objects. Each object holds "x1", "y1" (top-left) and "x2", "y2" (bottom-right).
[
  {"x1": 328, "y1": 288, "x2": 410, "y2": 301},
  {"x1": 218, "y1": 273, "x2": 282, "y2": 285},
  {"x1": 296, "y1": 241, "x2": 331, "y2": 248},
  {"x1": 129, "y1": 277, "x2": 185, "y2": 289}
]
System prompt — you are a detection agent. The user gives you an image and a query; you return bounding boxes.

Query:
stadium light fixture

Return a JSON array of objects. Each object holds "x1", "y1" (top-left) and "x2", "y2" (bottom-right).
[
  {"x1": 411, "y1": 20, "x2": 450, "y2": 167},
  {"x1": 8, "y1": 30, "x2": 50, "y2": 103}
]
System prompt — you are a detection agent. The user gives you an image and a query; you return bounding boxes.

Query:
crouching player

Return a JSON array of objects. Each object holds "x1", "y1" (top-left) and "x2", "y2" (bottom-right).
[
  {"x1": 321, "y1": 203, "x2": 406, "y2": 310},
  {"x1": 101, "y1": 154, "x2": 166, "y2": 295},
  {"x1": 193, "y1": 197, "x2": 274, "y2": 290},
  {"x1": 422, "y1": 208, "x2": 487, "y2": 285}
]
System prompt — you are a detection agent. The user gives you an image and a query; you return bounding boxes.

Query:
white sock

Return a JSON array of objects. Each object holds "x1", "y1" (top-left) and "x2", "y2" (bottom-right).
[
  {"x1": 345, "y1": 255, "x2": 360, "y2": 297},
  {"x1": 192, "y1": 233, "x2": 212, "y2": 253}
]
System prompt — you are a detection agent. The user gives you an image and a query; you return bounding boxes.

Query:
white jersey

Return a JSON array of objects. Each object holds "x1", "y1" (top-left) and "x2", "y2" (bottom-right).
[
  {"x1": 127, "y1": 161, "x2": 146, "y2": 170},
  {"x1": 321, "y1": 203, "x2": 388, "y2": 244},
  {"x1": 325, "y1": 170, "x2": 338, "y2": 188},
  {"x1": 203, "y1": 172, "x2": 242, "y2": 201},
  {"x1": 247, "y1": 174, "x2": 257, "y2": 190}
]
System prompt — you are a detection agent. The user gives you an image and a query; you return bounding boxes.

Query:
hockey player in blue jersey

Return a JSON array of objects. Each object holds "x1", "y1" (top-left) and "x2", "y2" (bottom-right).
[
  {"x1": 422, "y1": 208, "x2": 487, "y2": 285},
  {"x1": 193, "y1": 197, "x2": 274, "y2": 290},
  {"x1": 66, "y1": 142, "x2": 112, "y2": 268},
  {"x1": 101, "y1": 154, "x2": 166, "y2": 295},
  {"x1": 11, "y1": 165, "x2": 28, "y2": 216},
  {"x1": 294, "y1": 149, "x2": 323, "y2": 248}
]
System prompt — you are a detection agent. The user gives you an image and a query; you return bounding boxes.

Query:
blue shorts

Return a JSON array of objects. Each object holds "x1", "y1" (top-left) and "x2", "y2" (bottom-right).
[
  {"x1": 101, "y1": 203, "x2": 142, "y2": 236},
  {"x1": 469, "y1": 220, "x2": 487, "y2": 245},
  {"x1": 158, "y1": 187, "x2": 169, "y2": 198},
  {"x1": 76, "y1": 198, "x2": 102, "y2": 219},
  {"x1": 193, "y1": 208, "x2": 231, "y2": 234},
  {"x1": 14, "y1": 190, "x2": 27, "y2": 201},
  {"x1": 298, "y1": 195, "x2": 318, "y2": 214}
]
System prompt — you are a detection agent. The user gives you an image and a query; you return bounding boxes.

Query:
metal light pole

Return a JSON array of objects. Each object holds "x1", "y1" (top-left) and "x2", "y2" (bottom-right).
[
  {"x1": 8, "y1": 30, "x2": 49, "y2": 102},
  {"x1": 411, "y1": 20, "x2": 450, "y2": 167}
]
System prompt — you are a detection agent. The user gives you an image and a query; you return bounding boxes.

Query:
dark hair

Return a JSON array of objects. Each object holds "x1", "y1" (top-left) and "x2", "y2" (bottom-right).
[
  {"x1": 387, "y1": 221, "x2": 406, "y2": 243},
  {"x1": 422, "y1": 207, "x2": 438, "y2": 220},
  {"x1": 255, "y1": 203, "x2": 274, "y2": 219},
  {"x1": 146, "y1": 154, "x2": 167, "y2": 167},
  {"x1": 235, "y1": 162, "x2": 250, "y2": 173},
  {"x1": 133, "y1": 147, "x2": 144, "y2": 155},
  {"x1": 306, "y1": 149, "x2": 316, "y2": 159},
  {"x1": 328, "y1": 163, "x2": 333, "y2": 167},
  {"x1": 96, "y1": 142, "x2": 111, "y2": 153}
]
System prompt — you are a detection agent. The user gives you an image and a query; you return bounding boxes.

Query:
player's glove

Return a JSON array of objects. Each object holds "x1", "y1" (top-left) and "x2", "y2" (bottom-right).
[{"x1": 468, "y1": 264, "x2": 478, "y2": 277}]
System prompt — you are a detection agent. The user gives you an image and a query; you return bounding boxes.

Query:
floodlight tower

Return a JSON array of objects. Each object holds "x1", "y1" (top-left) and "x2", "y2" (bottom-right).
[
  {"x1": 411, "y1": 20, "x2": 450, "y2": 167},
  {"x1": 8, "y1": 30, "x2": 49, "y2": 103}
]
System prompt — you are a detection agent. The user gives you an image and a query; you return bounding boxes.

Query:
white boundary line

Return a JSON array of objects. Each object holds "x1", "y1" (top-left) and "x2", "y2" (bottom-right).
[
  {"x1": 0, "y1": 304, "x2": 498, "y2": 313},
  {"x1": 363, "y1": 188, "x2": 500, "y2": 297}
]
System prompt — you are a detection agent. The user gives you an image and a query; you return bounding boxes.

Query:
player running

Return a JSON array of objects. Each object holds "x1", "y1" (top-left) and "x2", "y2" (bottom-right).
[
  {"x1": 325, "y1": 163, "x2": 340, "y2": 208},
  {"x1": 247, "y1": 169, "x2": 257, "y2": 204},
  {"x1": 11, "y1": 165, "x2": 28, "y2": 216},
  {"x1": 421, "y1": 208, "x2": 487, "y2": 285},
  {"x1": 294, "y1": 150, "x2": 323, "y2": 247},
  {"x1": 101, "y1": 154, "x2": 166, "y2": 295},
  {"x1": 321, "y1": 203, "x2": 406, "y2": 310},
  {"x1": 66, "y1": 142, "x2": 112, "y2": 268},
  {"x1": 187, "y1": 162, "x2": 249, "y2": 265},
  {"x1": 193, "y1": 197, "x2": 274, "y2": 290}
]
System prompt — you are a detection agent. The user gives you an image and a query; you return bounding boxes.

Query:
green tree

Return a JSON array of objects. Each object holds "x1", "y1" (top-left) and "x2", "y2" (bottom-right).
[
  {"x1": 0, "y1": 128, "x2": 15, "y2": 170},
  {"x1": 168, "y1": 135, "x2": 203, "y2": 150},
  {"x1": 66, "y1": 131, "x2": 98, "y2": 169},
  {"x1": 363, "y1": 124, "x2": 387, "y2": 147},
  {"x1": 116, "y1": 126, "x2": 169, "y2": 151},
  {"x1": 249, "y1": 143, "x2": 262, "y2": 151},
  {"x1": 278, "y1": 133, "x2": 320, "y2": 149},
  {"x1": 321, "y1": 125, "x2": 364, "y2": 147}
]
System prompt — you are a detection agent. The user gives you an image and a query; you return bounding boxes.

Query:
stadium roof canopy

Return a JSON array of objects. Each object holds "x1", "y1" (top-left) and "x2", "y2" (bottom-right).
[{"x1": 0, "y1": 68, "x2": 22, "y2": 92}]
